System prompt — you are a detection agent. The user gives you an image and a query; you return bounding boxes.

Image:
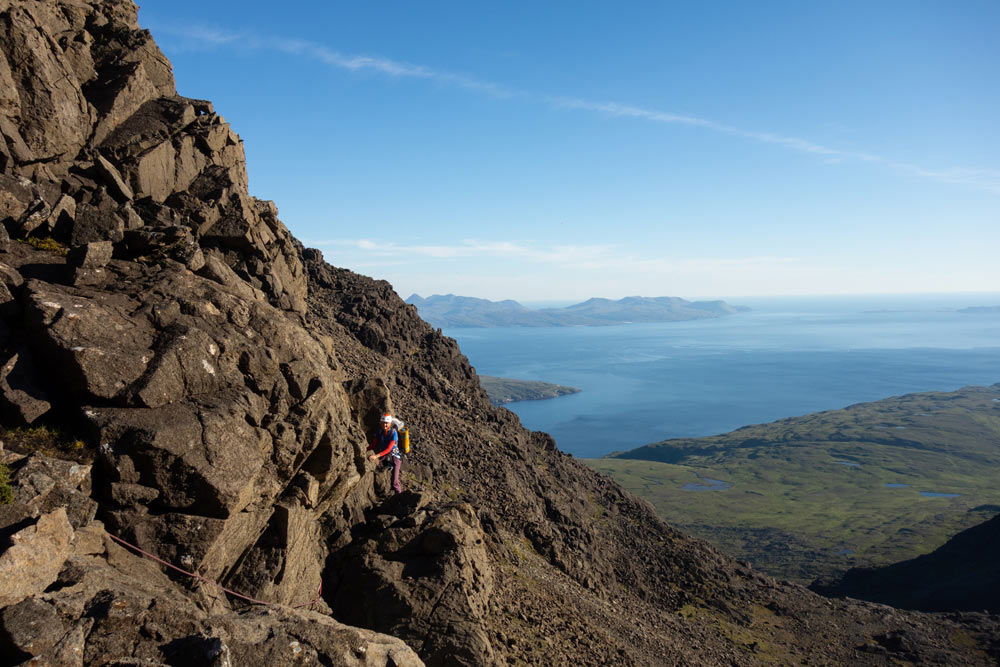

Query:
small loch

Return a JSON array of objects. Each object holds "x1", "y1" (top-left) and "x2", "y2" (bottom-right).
[{"x1": 683, "y1": 477, "x2": 732, "y2": 491}]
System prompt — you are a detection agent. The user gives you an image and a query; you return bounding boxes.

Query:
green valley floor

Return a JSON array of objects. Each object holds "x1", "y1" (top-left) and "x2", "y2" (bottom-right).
[{"x1": 585, "y1": 384, "x2": 1000, "y2": 583}]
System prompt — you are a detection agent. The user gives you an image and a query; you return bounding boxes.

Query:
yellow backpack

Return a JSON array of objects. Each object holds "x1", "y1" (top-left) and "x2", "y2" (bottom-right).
[{"x1": 386, "y1": 415, "x2": 411, "y2": 454}]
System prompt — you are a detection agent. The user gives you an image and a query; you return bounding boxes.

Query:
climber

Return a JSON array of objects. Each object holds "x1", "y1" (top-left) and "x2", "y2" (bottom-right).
[{"x1": 368, "y1": 413, "x2": 403, "y2": 494}]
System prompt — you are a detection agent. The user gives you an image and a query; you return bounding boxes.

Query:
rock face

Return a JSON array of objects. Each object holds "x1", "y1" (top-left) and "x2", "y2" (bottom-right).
[
  {"x1": 0, "y1": 1, "x2": 997, "y2": 665},
  {"x1": 0, "y1": 448, "x2": 423, "y2": 665},
  {"x1": 0, "y1": 0, "x2": 305, "y2": 313}
]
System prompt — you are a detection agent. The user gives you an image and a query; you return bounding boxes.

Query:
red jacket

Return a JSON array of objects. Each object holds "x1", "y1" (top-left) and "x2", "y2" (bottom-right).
[{"x1": 370, "y1": 428, "x2": 400, "y2": 458}]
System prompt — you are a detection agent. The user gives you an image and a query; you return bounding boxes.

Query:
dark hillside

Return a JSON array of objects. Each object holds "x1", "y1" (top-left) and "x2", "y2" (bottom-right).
[
  {"x1": 812, "y1": 512, "x2": 1000, "y2": 613},
  {"x1": 0, "y1": 1, "x2": 996, "y2": 665}
]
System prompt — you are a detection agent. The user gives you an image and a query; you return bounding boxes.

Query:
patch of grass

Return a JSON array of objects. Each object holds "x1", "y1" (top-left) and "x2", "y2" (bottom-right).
[
  {"x1": 675, "y1": 603, "x2": 782, "y2": 663},
  {"x1": 510, "y1": 536, "x2": 537, "y2": 565},
  {"x1": 0, "y1": 462, "x2": 12, "y2": 504},
  {"x1": 949, "y1": 629, "x2": 978, "y2": 650},
  {"x1": 587, "y1": 385, "x2": 1000, "y2": 583},
  {"x1": 2, "y1": 425, "x2": 92, "y2": 462},
  {"x1": 19, "y1": 236, "x2": 68, "y2": 256},
  {"x1": 584, "y1": 492, "x2": 607, "y2": 523}
]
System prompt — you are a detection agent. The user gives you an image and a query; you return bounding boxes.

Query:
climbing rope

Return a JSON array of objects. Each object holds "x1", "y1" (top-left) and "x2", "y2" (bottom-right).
[{"x1": 105, "y1": 532, "x2": 323, "y2": 610}]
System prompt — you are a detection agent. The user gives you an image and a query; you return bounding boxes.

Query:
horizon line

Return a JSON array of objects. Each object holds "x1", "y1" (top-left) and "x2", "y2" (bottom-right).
[{"x1": 408, "y1": 289, "x2": 1000, "y2": 303}]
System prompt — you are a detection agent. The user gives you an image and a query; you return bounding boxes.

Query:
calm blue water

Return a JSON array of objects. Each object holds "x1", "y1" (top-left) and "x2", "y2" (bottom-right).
[{"x1": 447, "y1": 294, "x2": 1000, "y2": 458}]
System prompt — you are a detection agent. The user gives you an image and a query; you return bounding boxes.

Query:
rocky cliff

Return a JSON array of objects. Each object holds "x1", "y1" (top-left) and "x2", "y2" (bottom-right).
[{"x1": 0, "y1": 2, "x2": 997, "y2": 665}]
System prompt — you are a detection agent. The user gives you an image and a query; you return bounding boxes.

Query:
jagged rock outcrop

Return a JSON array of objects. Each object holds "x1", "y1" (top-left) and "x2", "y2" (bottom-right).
[
  {"x1": 0, "y1": 1, "x2": 997, "y2": 665},
  {"x1": 0, "y1": 0, "x2": 304, "y2": 313},
  {"x1": 0, "y1": 447, "x2": 421, "y2": 666},
  {"x1": 328, "y1": 493, "x2": 496, "y2": 666}
]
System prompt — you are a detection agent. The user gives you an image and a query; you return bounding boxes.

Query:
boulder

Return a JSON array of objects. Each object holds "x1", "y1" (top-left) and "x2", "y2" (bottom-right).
[
  {"x1": 67, "y1": 240, "x2": 114, "y2": 269},
  {"x1": 46, "y1": 193, "x2": 77, "y2": 232},
  {"x1": 91, "y1": 401, "x2": 265, "y2": 518},
  {"x1": 95, "y1": 155, "x2": 134, "y2": 202},
  {"x1": 68, "y1": 200, "x2": 125, "y2": 245},
  {"x1": 0, "y1": 260, "x2": 23, "y2": 290},
  {"x1": 0, "y1": 176, "x2": 32, "y2": 224},
  {"x1": 329, "y1": 497, "x2": 496, "y2": 665},
  {"x1": 197, "y1": 253, "x2": 266, "y2": 302},
  {"x1": 0, "y1": 508, "x2": 73, "y2": 607},
  {"x1": 135, "y1": 138, "x2": 177, "y2": 202},
  {"x1": 121, "y1": 225, "x2": 202, "y2": 268},
  {"x1": 0, "y1": 349, "x2": 52, "y2": 424},
  {"x1": 0, "y1": 597, "x2": 67, "y2": 662},
  {"x1": 5, "y1": 454, "x2": 96, "y2": 529},
  {"x1": 0, "y1": 116, "x2": 33, "y2": 165},
  {"x1": 25, "y1": 280, "x2": 155, "y2": 401},
  {"x1": 90, "y1": 61, "x2": 162, "y2": 147},
  {"x1": 214, "y1": 608, "x2": 423, "y2": 667},
  {"x1": 17, "y1": 198, "x2": 50, "y2": 237}
]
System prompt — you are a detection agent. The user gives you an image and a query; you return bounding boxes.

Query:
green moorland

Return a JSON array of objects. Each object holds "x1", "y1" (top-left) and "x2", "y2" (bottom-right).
[{"x1": 585, "y1": 384, "x2": 1000, "y2": 583}]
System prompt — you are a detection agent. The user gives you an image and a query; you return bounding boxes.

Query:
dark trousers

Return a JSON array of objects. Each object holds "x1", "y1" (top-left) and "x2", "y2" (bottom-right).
[{"x1": 384, "y1": 456, "x2": 403, "y2": 494}]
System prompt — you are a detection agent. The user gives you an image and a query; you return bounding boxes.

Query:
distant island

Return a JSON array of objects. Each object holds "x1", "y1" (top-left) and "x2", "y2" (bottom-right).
[
  {"x1": 958, "y1": 306, "x2": 1000, "y2": 314},
  {"x1": 407, "y1": 293, "x2": 750, "y2": 328},
  {"x1": 479, "y1": 376, "x2": 581, "y2": 405}
]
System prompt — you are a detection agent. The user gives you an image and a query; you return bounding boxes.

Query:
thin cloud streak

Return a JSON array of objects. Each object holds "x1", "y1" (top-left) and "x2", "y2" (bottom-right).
[
  {"x1": 314, "y1": 238, "x2": 616, "y2": 263},
  {"x1": 312, "y1": 238, "x2": 799, "y2": 275},
  {"x1": 158, "y1": 24, "x2": 516, "y2": 98},
  {"x1": 155, "y1": 23, "x2": 1000, "y2": 193}
]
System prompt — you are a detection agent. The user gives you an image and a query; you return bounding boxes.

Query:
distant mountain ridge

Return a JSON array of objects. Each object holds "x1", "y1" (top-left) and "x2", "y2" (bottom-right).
[
  {"x1": 958, "y1": 305, "x2": 1000, "y2": 314},
  {"x1": 407, "y1": 293, "x2": 749, "y2": 328}
]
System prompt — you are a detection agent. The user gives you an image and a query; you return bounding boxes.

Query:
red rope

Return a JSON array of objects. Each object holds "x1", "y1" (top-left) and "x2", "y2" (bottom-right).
[{"x1": 106, "y1": 532, "x2": 323, "y2": 609}]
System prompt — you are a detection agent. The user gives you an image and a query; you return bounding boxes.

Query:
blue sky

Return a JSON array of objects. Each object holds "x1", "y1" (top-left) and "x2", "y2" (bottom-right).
[{"x1": 139, "y1": 1, "x2": 998, "y2": 301}]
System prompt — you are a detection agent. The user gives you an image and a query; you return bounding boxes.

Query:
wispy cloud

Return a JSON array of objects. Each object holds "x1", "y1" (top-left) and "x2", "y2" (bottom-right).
[
  {"x1": 311, "y1": 238, "x2": 799, "y2": 276},
  {"x1": 153, "y1": 23, "x2": 1000, "y2": 194},
  {"x1": 313, "y1": 238, "x2": 614, "y2": 263},
  {"x1": 158, "y1": 24, "x2": 515, "y2": 98}
]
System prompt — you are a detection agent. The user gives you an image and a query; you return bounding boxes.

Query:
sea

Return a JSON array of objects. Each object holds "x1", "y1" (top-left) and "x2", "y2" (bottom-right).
[{"x1": 445, "y1": 294, "x2": 1000, "y2": 459}]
